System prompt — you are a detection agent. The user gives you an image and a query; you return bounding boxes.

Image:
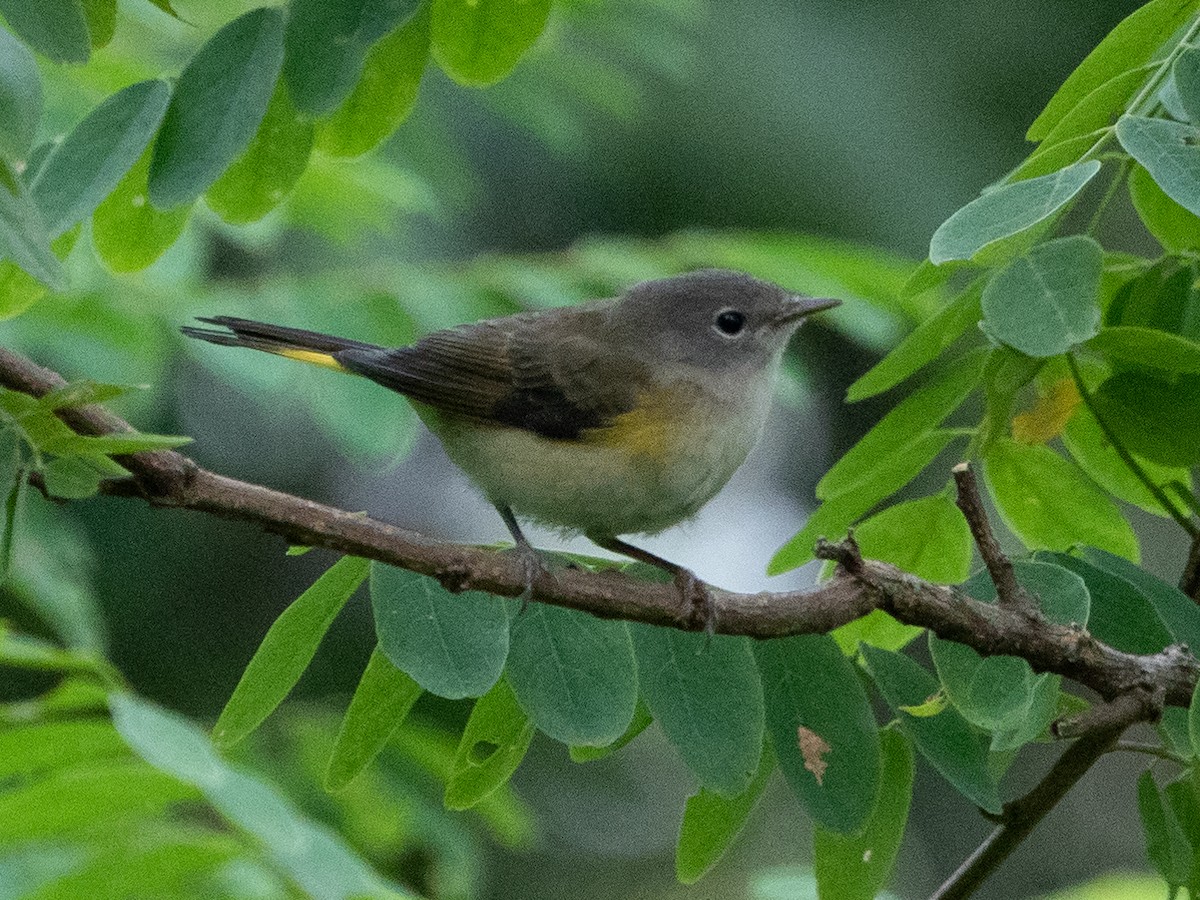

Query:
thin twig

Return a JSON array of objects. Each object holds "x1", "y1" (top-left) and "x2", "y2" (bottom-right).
[
  {"x1": 932, "y1": 690, "x2": 1162, "y2": 900},
  {"x1": 1112, "y1": 740, "x2": 1187, "y2": 764},
  {"x1": 952, "y1": 462, "x2": 1031, "y2": 612}
]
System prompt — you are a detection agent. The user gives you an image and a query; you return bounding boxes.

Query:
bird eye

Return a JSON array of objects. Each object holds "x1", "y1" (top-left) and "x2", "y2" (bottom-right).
[{"x1": 714, "y1": 309, "x2": 746, "y2": 336}]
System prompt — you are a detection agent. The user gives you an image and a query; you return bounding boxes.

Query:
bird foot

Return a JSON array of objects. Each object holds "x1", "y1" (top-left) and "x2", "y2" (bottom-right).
[
  {"x1": 674, "y1": 567, "x2": 718, "y2": 636},
  {"x1": 510, "y1": 542, "x2": 552, "y2": 614}
]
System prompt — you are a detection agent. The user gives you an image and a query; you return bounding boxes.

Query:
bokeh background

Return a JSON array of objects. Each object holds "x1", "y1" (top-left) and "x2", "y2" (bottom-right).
[{"x1": 3, "y1": 0, "x2": 1178, "y2": 897}]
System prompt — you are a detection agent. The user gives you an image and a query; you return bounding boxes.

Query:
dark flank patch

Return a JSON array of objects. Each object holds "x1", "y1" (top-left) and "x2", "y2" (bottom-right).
[{"x1": 490, "y1": 386, "x2": 607, "y2": 441}]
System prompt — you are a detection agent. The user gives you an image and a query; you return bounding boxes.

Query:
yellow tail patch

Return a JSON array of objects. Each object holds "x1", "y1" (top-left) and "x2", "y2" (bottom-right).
[{"x1": 276, "y1": 348, "x2": 347, "y2": 372}]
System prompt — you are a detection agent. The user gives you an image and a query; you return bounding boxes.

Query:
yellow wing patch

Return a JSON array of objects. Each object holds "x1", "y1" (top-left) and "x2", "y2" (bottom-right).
[{"x1": 276, "y1": 348, "x2": 348, "y2": 372}]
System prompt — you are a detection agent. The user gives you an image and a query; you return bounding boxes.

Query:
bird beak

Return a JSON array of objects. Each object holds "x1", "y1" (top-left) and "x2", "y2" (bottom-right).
[{"x1": 776, "y1": 295, "x2": 842, "y2": 325}]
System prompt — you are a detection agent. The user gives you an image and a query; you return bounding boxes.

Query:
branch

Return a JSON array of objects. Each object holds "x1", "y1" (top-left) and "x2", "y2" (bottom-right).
[
  {"x1": 2, "y1": 346, "x2": 1197, "y2": 708},
  {"x1": 952, "y1": 462, "x2": 1031, "y2": 612}
]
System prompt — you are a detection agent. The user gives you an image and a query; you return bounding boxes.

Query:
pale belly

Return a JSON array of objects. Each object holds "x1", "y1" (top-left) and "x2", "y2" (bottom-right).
[{"x1": 425, "y1": 391, "x2": 769, "y2": 539}]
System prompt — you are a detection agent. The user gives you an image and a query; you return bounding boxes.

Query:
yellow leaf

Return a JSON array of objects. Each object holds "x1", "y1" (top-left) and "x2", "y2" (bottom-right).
[{"x1": 1012, "y1": 377, "x2": 1080, "y2": 444}]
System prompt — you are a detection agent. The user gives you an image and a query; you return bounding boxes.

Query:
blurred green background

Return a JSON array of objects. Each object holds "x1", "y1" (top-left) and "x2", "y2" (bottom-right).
[{"x1": 2, "y1": 0, "x2": 1173, "y2": 897}]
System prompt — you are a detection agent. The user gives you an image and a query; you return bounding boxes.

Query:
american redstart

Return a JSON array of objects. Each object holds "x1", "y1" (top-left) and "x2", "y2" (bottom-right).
[{"x1": 182, "y1": 269, "x2": 839, "y2": 629}]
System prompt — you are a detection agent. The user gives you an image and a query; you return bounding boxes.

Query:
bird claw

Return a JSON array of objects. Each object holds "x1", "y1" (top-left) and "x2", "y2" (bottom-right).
[
  {"x1": 511, "y1": 542, "x2": 550, "y2": 615},
  {"x1": 674, "y1": 568, "x2": 717, "y2": 637}
]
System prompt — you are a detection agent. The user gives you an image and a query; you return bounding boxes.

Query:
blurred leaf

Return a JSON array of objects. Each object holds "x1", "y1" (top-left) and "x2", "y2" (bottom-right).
[
  {"x1": 754, "y1": 635, "x2": 880, "y2": 834},
  {"x1": 568, "y1": 699, "x2": 653, "y2": 762},
  {"x1": 631, "y1": 625, "x2": 764, "y2": 796},
  {"x1": 80, "y1": 0, "x2": 116, "y2": 48},
  {"x1": 444, "y1": 676, "x2": 534, "y2": 810},
  {"x1": 41, "y1": 456, "x2": 103, "y2": 499},
  {"x1": 0, "y1": 759, "x2": 198, "y2": 842},
  {"x1": 506, "y1": 603, "x2": 637, "y2": 746},
  {"x1": 283, "y1": 0, "x2": 421, "y2": 116},
  {"x1": 1162, "y1": 706, "x2": 1194, "y2": 761},
  {"x1": 860, "y1": 645, "x2": 1001, "y2": 814},
  {"x1": 1012, "y1": 377, "x2": 1079, "y2": 444},
  {"x1": 0, "y1": 720, "x2": 129, "y2": 782},
  {"x1": 0, "y1": 162, "x2": 66, "y2": 291},
  {"x1": 1138, "y1": 769, "x2": 1192, "y2": 891},
  {"x1": 769, "y1": 428, "x2": 964, "y2": 574},
  {"x1": 0, "y1": 27, "x2": 42, "y2": 164},
  {"x1": 818, "y1": 349, "x2": 986, "y2": 499},
  {"x1": 1093, "y1": 370, "x2": 1200, "y2": 466},
  {"x1": 1105, "y1": 257, "x2": 1200, "y2": 338},
  {"x1": 852, "y1": 494, "x2": 973, "y2": 583},
  {"x1": 0, "y1": 437, "x2": 22, "y2": 578},
  {"x1": 0, "y1": 0, "x2": 90, "y2": 63},
  {"x1": 370, "y1": 562, "x2": 508, "y2": 700},
  {"x1": 676, "y1": 742, "x2": 774, "y2": 885},
  {"x1": 92, "y1": 147, "x2": 192, "y2": 273},
  {"x1": 213, "y1": 555, "x2": 370, "y2": 747},
  {"x1": 111, "y1": 692, "x2": 409, "y2": 898},
  {"x1": 35, "y1": 380, "x2": 131, "y2": 411},
  {"x1": 813, "y1": 729, "x2": 913, "y2": 900},
  {"x1": 984, "y1": 438, "x2": 1139, "y2": 561},
  {"x1": 317, "y1": 3, "x2": 430, "y2": 157},
  {"x1": 39, "y1": 431, "x2": 191, "y2": 456},
  {"x1": 1177, "y1": 46, "x2": 1200, "y2": 124},
  {"x1": 1129, "y1": 163, "x2": 1200, "y2": 253},
  {"x1": 144, "y1": 0, "x2": 182, "y2": 19},
  {"x1": 325, "y1": 646, "x2": 422, "y2": 792},
  {"x1": 431, "y1": 0, "x2": 551, "y2": 87},
  {"x1": 847, "y1": 281, "x2": 983, "y2": 402},
  {"x1": 1191, "y1": 676, "x2": 1200, "y2": 760},
  {"x1": 1077, "y1": 547, "x2": 1200, "y2": 650},
  {"x1": 981, "y1": 236, "x2": 1102, "y2": 358},
  {"x1": 1087, "y1": 326, "x2": 1200, "y2": 375},
  {"x1": 929, "y1": 161, "x2": 1100, "y2": 264},
  {"x1": 1009, "y1": 133, "x2": 1102, "y2": 182},
  {"x1": 32, "y1": 79, "x2": 169, "y2": 237},
  {"x1": 1039, "y1": 873, "x2": 1179, "y2": 900},
  {"x1": 1027, "y1": 0, "x2": 1200, "y2": 140},
  {"x1": 1042, "y1": 551, "x2": 1173, "y2": 655},
  {"x1": 1027, "y1": 66, "x2": 1146, "y2": 163},
  {"x1": 205, "y1": 81, "x2": 313, "y2": 225},
  {"x1": 149, "y1": 7, "x2": 286, "y2": 208},
  {"x1": 1117, "y1": 116, "x2": 1200, "y2": 217}
]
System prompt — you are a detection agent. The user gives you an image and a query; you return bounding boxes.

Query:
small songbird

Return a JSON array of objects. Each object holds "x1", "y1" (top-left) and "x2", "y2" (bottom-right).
[{"x1": 182, "y1": 269, "x2": 839, "y2": 630}]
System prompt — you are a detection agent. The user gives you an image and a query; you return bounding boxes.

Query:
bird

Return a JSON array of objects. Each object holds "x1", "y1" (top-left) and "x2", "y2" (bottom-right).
[{"x1": 182, "y1": 268, "x2": 840, "y2": 631}]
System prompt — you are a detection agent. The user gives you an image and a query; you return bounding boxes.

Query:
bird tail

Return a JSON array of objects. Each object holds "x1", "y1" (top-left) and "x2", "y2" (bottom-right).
[{"x1": 180, "y1": 316, "x2": 382, "y2": 372}]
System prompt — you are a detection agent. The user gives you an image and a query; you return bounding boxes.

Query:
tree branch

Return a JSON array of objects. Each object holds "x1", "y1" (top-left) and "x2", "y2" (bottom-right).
[
  {"x1": 2, "y1": 346, "x2": 1198, "y2": 707},
  {"x1": 952, "y1": 462, "x2": 1032, "y2": 612}
]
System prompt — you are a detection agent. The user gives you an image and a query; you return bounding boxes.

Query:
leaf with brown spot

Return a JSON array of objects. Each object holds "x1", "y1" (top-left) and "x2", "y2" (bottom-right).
[{"x1": 798, "y1": 726, "x2": 831, "y2": 786}]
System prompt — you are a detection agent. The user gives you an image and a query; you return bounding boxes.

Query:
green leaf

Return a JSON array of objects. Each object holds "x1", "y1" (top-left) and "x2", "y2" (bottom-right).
[
  {"x1": 847, "y1": 280, "x2": 984, "y2": 401},
  {"x1": 213, "y1": 555, "x2": 370, "y2": 747},
  {"x1": 506, "y1": 603, "x2": 637, "y2": 746},
  {"x1": 0, "y1": 0, "x2": 90, "y2": 63},
  {"x1": 35, "y1": 380, "x2": 131, "y2": 411},
  {"x1": 1138, "y1": 769, "x2": 1192, "y2": 891},
  {"x1": 0, "y1": 162, "x2": 66, "y2": 291},
  {"x1": 860, "y1": 644, "x2": 1001, "y2": 814},
  {"x1": 430, "y1": 0, "x2": 551, "y2": 87},
  {"x1": 0, "y1": 433, "x2": 24, "y2": 578},
  {"x1": 984, "y1": 438, "x2": 1139, "y2": 561},
  {"x1": 1129, "y1": 162, "x2": 1200, "y2": 253},
  {"x1": 80, "y1": 0, "x2": 116, "y2": 48},
  {"x1": 316, "y1": 4, "x2": 431, "y2": 157},
  {"x1": 0, "y1": 720, "x2": 130, "y2": 782},
  {"x1": 631, "y1": 625, "x2": 764, "y2": 796},
  {"x1": 283, "y1": 0, "x2": 421, "y2": 116},
  {"x1": 928, "y1": 633, "x2": 1036, "y2": 731},
  {"x1": 445, "y1": 676, "x2": 535, "y2": 810},
  {"x1": 1105, "y1": 256, "x2": 1200, "y2": 338},
  {"x1": 149, "y1": 7, "x2": 286, "y2": 208},
  {"x1": 1190, "y1": 676, "x2": 1200, "y2": 759},
  {"x1": 676, "y1": 742, "x2": 775, "y2": 884},
  {"x1": 325, "y1": 646, "x2": 422, "y2": 792},
  {"x1": 989, "y1": 671, "x2": 1061, "y2": 753},
  {"x1": 981, "y1": 235, "x2": 1103, "y2": 358},
  {"x1": 1041, "y1": 552, "x2": 1173, "y2": 655},
  {"x1": 92, "y1": 147, "x2": 191, "y2": 273},
  {"x1": 928, "y1": 160, "x2": 1100, "y2": 264},
  {"x1": 1177, "y1": 46, "x2": 1200, "y2": 125},
  {"x1": 205, "y1": 80, "x2": 313, "y2": 224},
  {"x1": 32, "y1": 79, "x2": 169, "y2": 236},
  {"x1": 818, "y1": 349, "x2": 986, "y2": 499},
  {"x1": 813, "y1": 729, "x2": 914, "y2": 900},
  {"x1": 0, "y1": 27, "x2": 41, "y2": 164},
  {"x1": 754, "y1": 635, "x2": 880, "y2": 833},
  {"x1": 852, "y1": 494, "x2": 973, "y2": 583},
  {"x1": 832, "y1": 610, "x2": 923, "y2": 655},
  {"x1": 1027, "y1": 0, "x2": 1200, "y2": 140},
  {"x1": 1087, "y1": 326, "x2": 1200, "y2": 375},
  {"x1": 1014, "y1": 558, "x2": 1091, "y2": 626},
  {"x1": 370, "y1": 561, "x2": 508, "y2": 700},
  {"x1": 1027, "y1": 66, "x2": 1147, "y2": 160},
  {"x1": 41, "y1": 456, "x2": 103, "y2": 499},
  {"x1": 568, "y1": 699, "x2": 653, "y2": 762},
  {"x1": 1117, "y1": 116, "x2": 1200, "y2": 218},
  {"x1": 111, "y1": 692, "x2": 408, "y2": 899},
  {"x1": 1077, "y1": 547, "x2": 1200, "y2": 650},
  {"x1": 1092, "y1": 369, "x2": 1200, "y2": 466},
  {"x1": 40, "y1": 431, "x2": 192, "y2": 456},
  {"x1": 769, "y1": 428, "x2": 963, "y2": 574}
]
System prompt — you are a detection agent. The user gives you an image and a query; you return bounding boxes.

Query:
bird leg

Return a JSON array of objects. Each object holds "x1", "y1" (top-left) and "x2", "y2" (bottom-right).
[
  {"x1": 497, "y1": 505, "x2": 550, "y2": 610},
  {"x1": 592, "y1": 536, "x2": 718, "y2": 636}
]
